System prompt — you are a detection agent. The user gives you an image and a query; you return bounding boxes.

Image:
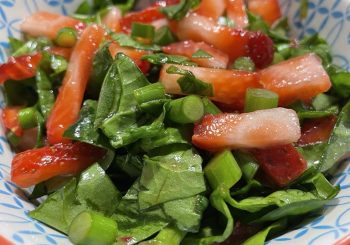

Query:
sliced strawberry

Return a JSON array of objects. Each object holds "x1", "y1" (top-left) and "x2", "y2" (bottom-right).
[
  {"x1": 252, "y1": 144, "x2": 307, "y2": 187},
  {"x1": 298, "y1": 116, "x2": 337, "y2": 146},
  {"x1": 46, "y1": 25, "x2": 105, "y2": 145},
  {"x1": 47, "y1": 46, "x2": 72, "y2": 60},
  {"x1": 172, "y1": 13, "x2": 252, "y2": 61},
  {"x1": 119, "y1": 7, "x2": 165, "y2": 33},
  {"x1": 160, "y1": 64, "x2": 260, "y2": 108},
  {"x1": 109, "y1": 42, "x2": 151, "y2": 74},
  {"x1": 0, "y1": 53, "x2": 42, "y2": 84},
  {"x1": 102, "y1": 7, "x2": 122, "y2": 32},
  {"x1": 2, "y1": 107, "x2": 23, "y2": 137},
  {"x1": 162, "y1": 40, "x2": 229, "y2": 68},
  {"x1": 247, "y1": 0, "x2": 282, "y2": 26},
  {"x1": 11, "y1": 142, "x2": 106, "y2": 188},
  {"x1": 247, "y1": 32, "x2": 274, "y2": 69},
  {"x1": 192, "y1": 108, "x2": 301, "y2": 151},
  {"x1": 195, "y1": 0, "x2": 227, "y2": 19},
  {"x1": 259, "y1": 53, "x2": 332, "y2": 106},
  {"x1": 20, "y1": 11, "x2": 84, "y2": 40},
  {"x1": 226, "y1": 0, "x2": 248, "y2": 29}
]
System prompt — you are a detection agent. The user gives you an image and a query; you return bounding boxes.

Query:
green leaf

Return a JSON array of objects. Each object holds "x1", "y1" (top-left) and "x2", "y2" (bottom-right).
[
  {"x1": 64, "y1": 100, "x2": 111, "y2": 149},
  {"x1": 182, "y1": 188, "x2": 234, "y2": 245},
  {"x1": 252, "y1": 199, "x2": 329, "y2": 223},
  {"x1": 298, "y1": 143, "x2": 327, "y2": 168},
  {"x1": 302, "y1": 173, "x2": 339, "y2": 199},
  {"x1": 160, "y1": 0, "x2": 199, "y2": 21},
  {"x1": 87, "y1": 42, "x2": 114, "y2": 98},
  {"x1": 112, "y1": 33, "x2": 161, "y2": 51},
  {"x1": 141, "y1": 53, "x2": 197, "y2": 66},
  {"x1": 138, "y1": 149, "x2": 206, "y2": 209},
  {"x1": 139, "y1": 127, "x2": 190, "y2": 152},
  {"x1": 8, "y1": 37, "x2": 25, "y2": 55},
  {"x1": 320, "y1": 101, "x2": 350, "y2": 172},
  {"x1": 30, "y1": 164, "x2": 120, "y2": 234},
  {"x1": 163, "y1": 195, "x2": 208, "y2": 232},
  {"x1": 35, "y1": 68, "x2": 54, "y2": 120},
  {"x1": 113, "y1": 181, "x2": 169, "y2": 244},
  {"x1": 115, "y1": 153, "x2": 144, "y2": 178},
  {"x1": 166, "y1": 65, "x2": 213, "y2": 96},
  {"x1": 96, "y1": 53, "x2": 164, "y2": 148},
  {"x1": 327, "y1": 65, "x2": 350, "y2": 98},
  {"x1": 4, "y1": 78, "x2": 37, "y2": 106},
  {"x1": 191, "y1": 49, "x2": 212, "y2": 59},
  {"x1": 247, "y1": 12, "x2": 269, "y2": 33}
]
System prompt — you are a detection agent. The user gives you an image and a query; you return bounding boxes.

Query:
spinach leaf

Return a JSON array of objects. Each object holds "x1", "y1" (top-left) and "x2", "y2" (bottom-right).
[
  {"x1": 35, "y1": 68, "x2": 54, "y2": 120},
  {"x1": 30, "y1": 164, "x2": 120, "y2": 233},
  {"x1": 231, "y1": 180, "x2": 263, "y2": 196},
  {"x1": 302, "y1": 173, "x2": 339, "y2": 199},
  {"x1": 112, "y1": 33, "x2": 161, "y2": 51},
  {"x1": 113, "y1": 181, "x2": 169, "y2": 244},
  {"x1": 11, "y1": 38, "x2": 50, "y2": 57},
  {"x1": 115, "y1": 153, "x2": 144, "y2": 177},
  {"x1": 166, "y1": 65, "x2": 213, "y2": 96},
  {"x1": 140, "y1": 226, "x2": 186, "y2": 245},
  {"x1": 139, "y1": 127, "x2": 190, "y2": 152},
  {"x1": 320, "y1": 101, "x2": 350, "y2": 172},
  {"x1": 75, "y1": 0, "x2": 92, "y2": 14},
  {"x1": 242, "y1": 219, "x2": 287, "y2": 245},
  {"x1": 141, "y1": 53, "x2": 197, "y2": 66},
  {"x1": 160, "y1": 0, "x2": 200, "y2": 21},
  {"x1": 252, "y1": 199, "x2": 329, "y2": 224},
  {"x1": 87, "y1": 42, "x2": 114, "y2": 98},
  {"x1": 225, "y1": 189, "x2": 318, "y2": 213},
  {"x1": 312, "y1": 93, "x2": 339, "y2": 111},
  {"x1": 298, "y1": 143, "x2": 327, "y2": 168},
  {"x1": 64, "y1": 100, "x2": 111, "y2": 149},
  {"x1": 163, "y1": 195, "x2": 208, "y2": 233},
  {"x1": 138, "y1": 149, "x2": 206, "y2": 209},
  {"x1": 96, "y1": 53, "x2": 164, "y2": 148},
  {"x1": 182, "y1": 189, "x2": 234, "y2": 245},
  {"x1": 247, "y1": 12, "x2": 269, "y2": 33},
  {"x1": 327, "y1": 64, "x2": 350, "y2": 98}
]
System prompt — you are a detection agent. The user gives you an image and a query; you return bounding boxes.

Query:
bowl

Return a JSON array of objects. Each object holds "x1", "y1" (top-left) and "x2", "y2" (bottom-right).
[{"x1": 0, "y1": 0, "x2": 350, "y2": 244}]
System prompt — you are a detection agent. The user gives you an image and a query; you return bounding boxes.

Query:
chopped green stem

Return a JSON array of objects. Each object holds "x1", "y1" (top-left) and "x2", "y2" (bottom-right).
[
  {"x1": 18, "y1": 107, "x2": 38, "y2": 129},
  {"x1": 244, "y1": 88, "x2": 279, "y2": 112},
  {"x1": 68, "y1": 211, "x2": 117, "y2": 245},
  {"x1": 232, "y1": 57, "x2": 255, "y2": 71},
  {"x1": 134, "y1": 83, "x2": 166, "y2": 105},
  {"x1": 233, "y1": 151, "x2": 259, "y2": 181},
  {"x1": 202, "y1": 97, "x2": 221, "y2": 115},
  {"x1": 131, "y1": 22, "x2": 155, "y2": 41},
  {"x1": 167, "y1": 95, "x2": 204, "y2": 124},
  {"x1": 154, "y1": 26, "x2": 177, "y2": 46},
  {"x1": 204, "y1": 150, "x2": 242, "y2": 190},
  {"x1": 55, "y1": 27, "x2": 77, "y2": 48}
]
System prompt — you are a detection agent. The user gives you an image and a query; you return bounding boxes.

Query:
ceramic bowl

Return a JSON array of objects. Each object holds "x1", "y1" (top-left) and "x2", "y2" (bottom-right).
[{"x1": 0, "y1": 1, "x2": 350, "y2": 244}]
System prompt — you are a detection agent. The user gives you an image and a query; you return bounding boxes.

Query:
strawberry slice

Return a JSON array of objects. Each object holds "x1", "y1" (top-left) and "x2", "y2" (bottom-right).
[
  {"x1": 102, "y1": 7, "x2": 122, "y2": 32},
  {"x1": 160, "y1": 64, "x2": 260, "y2": 108},
  {"x1": 259, "y1": 53, "x2": 332, "y2": 106},
  {"x1": 247, "y1": 0, "x2": 282, "y2": 26},
  {"x1": 192, "y1": 108, "x2": 301, "y2": 151},
  {"x1": 252, "y1": 144, "x2": 307, "y2": 187},
  {"x1": 20, "y1": 11, "x2": 84, "y2": 40},
  {"x1": 195, "y1": 0, "x2": 227, "y2": 19},
  {"x1": 162, "y1": 40, "x2": 229, "y2": 68},
  {"x1": 226, "y1": 0, "x2": 248, "y2": 29},
  {"x1": 247, "y1": 32, "x2": 274, "y2": 69},
  {"x1": 11, "y1": 142, "x2": 106, "y2": 188},
  {"x1": 0, "y1": 53, "x2": 42, "y2": 84},
  {"x1": 298, "y1": 116, "x2": 337, "y2": 146}
]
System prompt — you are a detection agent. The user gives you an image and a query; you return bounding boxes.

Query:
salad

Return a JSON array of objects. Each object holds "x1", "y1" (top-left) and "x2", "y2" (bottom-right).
[{"x1": 1, "y1": 0, "x2": 350, "y2": 244}]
